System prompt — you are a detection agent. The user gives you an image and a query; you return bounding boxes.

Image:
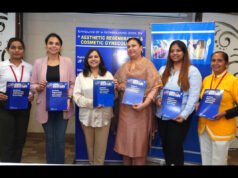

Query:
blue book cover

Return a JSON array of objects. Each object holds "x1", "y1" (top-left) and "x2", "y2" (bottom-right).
[
  {"x1": 6, "y1": 82, "x2": 30, "y2": 110},
  {"x1": 197, "y1": 89, "x2": 224, "y2": 120},
  {"x1": 122, "y1": 78, "x2": 147, "y2": 105},
  {"x1": 46, "y1": 82, "x2": 68, "y2": 111},
  {"x1": 161, "y1": 89, "x2": 183, "y2": 119},
  {"x1": 93, "y1": 80, "x2": 114, "y2": 107}
]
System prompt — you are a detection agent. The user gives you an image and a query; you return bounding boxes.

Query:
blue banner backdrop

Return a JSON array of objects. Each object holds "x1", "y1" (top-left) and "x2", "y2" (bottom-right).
[
  {"x1": 75, "y1": 27, "x2": 146, "y2": 162},
  {"x1": 149, "y1": 22, "x2": 215, "y2": 164}
]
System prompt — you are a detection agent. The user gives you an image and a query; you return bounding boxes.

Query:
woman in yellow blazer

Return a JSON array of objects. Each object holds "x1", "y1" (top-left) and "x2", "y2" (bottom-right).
[{"x1": 198, "y1": 51, "x2": 238, "y2": 165}]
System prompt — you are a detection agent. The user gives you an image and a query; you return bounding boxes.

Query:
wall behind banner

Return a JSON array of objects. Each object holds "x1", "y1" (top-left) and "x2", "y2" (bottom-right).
[
  {"x1": 23, "y1": 13, "x2": 195, "y2": 134},
  {"x1": 202, "y1": 13, "x2": 238, "y2": 149},
  {"x1": 0, "y1": 13, "x2": 16, "y2": 62}
]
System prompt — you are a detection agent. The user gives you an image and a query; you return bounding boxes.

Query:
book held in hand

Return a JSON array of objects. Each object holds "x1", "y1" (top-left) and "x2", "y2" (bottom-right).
[
  {"x1": 122, "y1": 78, "x2": 147, "y2": 105},
  {"x1": 93, "y1": 80, "x2": 114, "y2": 107},
  {"x1": 161, "y1": 89, "x2": 183, "y2": 119},
  {"x1": 197, "y1": 89, "x2": 224, "y2": 120},
  {"x1": 46, "y1": 82, "x2": 68, "y2": 111},
  {"x1": 6, "y1": 82, "x2": 30, "y2": 110}
]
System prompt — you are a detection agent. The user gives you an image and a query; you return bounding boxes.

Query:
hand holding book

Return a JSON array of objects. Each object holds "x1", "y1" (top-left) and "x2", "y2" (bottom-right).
[
  {"x1": 212, "y1": 111, "x2": 226, "y2": 120},
  {"x1": 118, "y1": 82, "x2": 126, "y2": 91},
  {"x1": 113, "y1": 79, "x2": 119, "y2": 90},
  {"x1": 155, "y1": 97, "x2": 162, "y2": 107},
  {"x1": 28, "y1": 93, "x2": 34, "y2": 102},
  {"x1": 174, "y1": 115, "x2": 185, "y2": 123},
  {"x1": 132, "y1": 96, "x2": 151, "y2": 112},
  {"x1": 36, "y1": 80, "x2": 47, "y2": 92},
  {"x1": 0, "y1": 93, "x2": 8, "y2": 101}
]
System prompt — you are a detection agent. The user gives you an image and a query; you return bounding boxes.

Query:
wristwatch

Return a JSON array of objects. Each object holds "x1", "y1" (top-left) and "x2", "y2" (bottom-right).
[{"x1": 68, "y1": 95, "x2": 73, "y2": 100}]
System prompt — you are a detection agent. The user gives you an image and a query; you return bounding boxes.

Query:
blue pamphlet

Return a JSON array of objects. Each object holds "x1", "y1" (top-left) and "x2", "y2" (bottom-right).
[
  {"x1": 161, "y1": 89, "x2": 183, "y2": 119},
  {"x1": 93, "y1": 80, "x2": 114, "y2": 107},
  {"x1": 6, "y1": 82, "x2": 30, "y2": 110},
  {"x1": 122, "y1": 78, "x2": 147, "y2": 105},
  {"x1": 46, "y1": 82, "x2": 68, "y2": 111},
  {"x1": 197, "y1": 89, "x2": 224, "y2": 120}
]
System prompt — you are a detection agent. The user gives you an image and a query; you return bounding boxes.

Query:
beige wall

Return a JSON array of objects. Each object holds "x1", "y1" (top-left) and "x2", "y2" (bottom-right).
[
  {"x1": 202, "y1": 13, "x2": 238, "y2": 148},
  {"x1": 23, "y1": 13, "x2": 195, "y2": 133},
  {"x1": 202, "y1": 13, "x2": 238, "y2": 76}
]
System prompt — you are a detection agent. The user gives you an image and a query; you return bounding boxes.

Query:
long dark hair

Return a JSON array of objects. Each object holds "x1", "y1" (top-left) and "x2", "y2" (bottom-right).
[
  {"x1": 162, "y1": 40, "x2": 190, "y2": 91},
  {"x1": 83, "y1": 48, "x2": 107, "y2": 77}
]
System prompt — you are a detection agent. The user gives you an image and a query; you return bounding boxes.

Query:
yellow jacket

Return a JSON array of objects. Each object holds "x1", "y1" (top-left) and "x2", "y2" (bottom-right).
[{"x1": 198, "y1": 72, "x2": 238, "y2": 141}]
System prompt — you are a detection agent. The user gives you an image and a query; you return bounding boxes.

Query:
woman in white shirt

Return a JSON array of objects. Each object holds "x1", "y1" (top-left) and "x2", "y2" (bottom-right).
[
  {"x1": 0, "y1": 37, "x2": 33, "y2": 162},
  {"x1": 73, "y1": 48, "x2": 115, "y2": 165}
]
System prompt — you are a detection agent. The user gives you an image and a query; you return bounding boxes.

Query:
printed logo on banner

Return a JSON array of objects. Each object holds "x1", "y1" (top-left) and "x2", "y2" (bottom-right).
[
  {"x1": 149, "y1": 22, "x2": 215, "y2": 164},
  {"x1": 75, "y1": 27, "x2": 146, "y2": 161}
]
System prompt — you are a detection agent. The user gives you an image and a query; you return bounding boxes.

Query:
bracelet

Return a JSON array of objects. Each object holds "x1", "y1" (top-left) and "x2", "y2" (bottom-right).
[{"x1": 68, "y1": 95, "x2": 73, "y2": 100}]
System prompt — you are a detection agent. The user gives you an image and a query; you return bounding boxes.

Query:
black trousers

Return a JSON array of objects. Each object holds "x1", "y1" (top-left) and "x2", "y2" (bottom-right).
[
  {"x1": 0, "y1": 100, "x2": 31, "y2": 162},
  {"x1": 157, "y1": 113, "x2": 193, "y2": 165}
]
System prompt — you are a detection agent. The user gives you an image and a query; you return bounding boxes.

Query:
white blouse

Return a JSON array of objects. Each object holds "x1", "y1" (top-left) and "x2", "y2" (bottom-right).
[
  {"x1": 0, "y1": 59, "x2": 32, "y2": 93},
  {"x1": 73, "y1": 71, "x2": 114, "y2": 127}
]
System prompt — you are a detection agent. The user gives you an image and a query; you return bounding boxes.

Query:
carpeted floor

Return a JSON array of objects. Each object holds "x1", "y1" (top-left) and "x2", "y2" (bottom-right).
[
  {"x1": 21, "y1": 133, "x2": 238, "y2": 165},
  {"x1": 21, "y1": 133, "x2": 75, "y2": 164}
]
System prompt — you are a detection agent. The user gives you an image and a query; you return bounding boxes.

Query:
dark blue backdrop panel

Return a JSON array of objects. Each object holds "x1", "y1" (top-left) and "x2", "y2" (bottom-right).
[
  {"x1": 75, "y1": 107, "x2": 122, "y2": 161},
  {"x1": 75, "y1": 27, "x2": 146, "y2": 162},
  {"x1": 148, "y1": 115, "x2": 202, "y2": 163}
]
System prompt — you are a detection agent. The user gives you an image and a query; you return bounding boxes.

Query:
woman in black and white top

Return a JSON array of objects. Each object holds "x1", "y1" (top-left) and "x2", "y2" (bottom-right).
[{"x1": 0, "y1": 37, "x2": 33, "y2": 163}]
